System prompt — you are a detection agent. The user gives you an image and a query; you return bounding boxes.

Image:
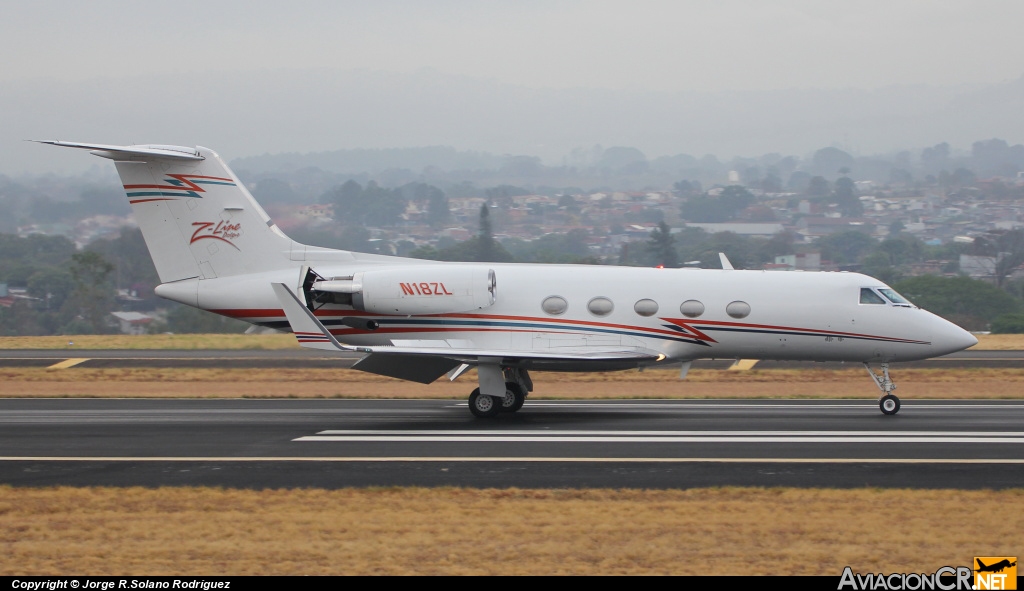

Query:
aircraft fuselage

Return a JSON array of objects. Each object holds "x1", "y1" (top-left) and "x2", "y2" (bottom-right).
[{"x1": 158, "y1": 261, "x2": 976, "y2": 370}]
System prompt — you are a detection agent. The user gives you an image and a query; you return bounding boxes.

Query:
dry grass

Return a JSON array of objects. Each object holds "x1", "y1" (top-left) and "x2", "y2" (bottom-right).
[
  {"x1": 0, "y1": 332, "x2": 1019, "y2": 350},
  {"x1": 1, "y1": 486, "x2": 1020, "y2": 575},
  {"x1": 3, "y1": 367, "x2": 1024, "y2": 400},
  {"x1": 3, "y1": 340, "x2": 1020, "y2": 575},
  {"x1": 0, "y1": 334, "x2": 296, "y2": 350},
  {"x1": 969, "y1": 333, "x2": 1024, "y2": 350}
]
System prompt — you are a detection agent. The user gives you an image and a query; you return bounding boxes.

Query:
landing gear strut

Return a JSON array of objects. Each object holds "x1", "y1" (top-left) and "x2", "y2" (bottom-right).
[{"x1": 864, "y1": 362, "x2": 901, "y2": 415}]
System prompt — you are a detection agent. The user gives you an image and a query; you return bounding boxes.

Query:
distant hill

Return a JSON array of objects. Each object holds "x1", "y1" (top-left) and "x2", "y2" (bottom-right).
[{"x1": 231, "y1": 146, "x2": 508, "y2": 175}]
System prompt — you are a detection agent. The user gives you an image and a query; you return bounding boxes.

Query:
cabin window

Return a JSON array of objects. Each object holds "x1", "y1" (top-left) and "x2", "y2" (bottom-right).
[
  {"x1": 860, "y1": 288, "x2": 886, "y2": 305},
  {"x1": 879, "y1": 288, "x2": 912, "y2": 306},
  {"x1": 541, "y1": 296, "x2": 568, "y2": 315},
  {"x1": 680, "y1": 300, "x2": 704, "y2": 318},
  {"x1": 634, "y1": 299, "x2": 659, "y2": 317},
  {"x1": 726, "y1": 301, "x2": 751, "y2": 319},
  {"x1": 587, "y1": 297, "x2": 614, "y2": 317}
]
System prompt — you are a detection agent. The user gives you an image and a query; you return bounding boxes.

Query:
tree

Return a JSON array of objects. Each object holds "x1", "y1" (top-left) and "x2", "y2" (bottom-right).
[
  {"x1": 158, "y1": 303, "x2": 251, "y2": 333},
  {"x1": 418, "y1": 205, "x2": 514, "y2": 263},
  {"x1": 806, "y1": 176, "x2": 830, "y2": 197},
  {"x1": 478, "y1": 204, "x2": 498, "y2": 262},
  {"x1": 680, "y1": 186, "x2": 754, "y2": 223},
  {"x1": 250, "y1": 178, "x2": 298, "y2": 205},
  {"x1": 645, "y1": 221, "x2": 678, "y2": 268},
  {"x1": 991, "y1": 313, "x2": 1024, "y2": 334},
  {"x1": 817, "y1": 231, "x2": 877, "y2": 265},
  {"x1": 993, "y1": 229, "x2": 1024, "y2": 288},
  {"x1": 67, "y1": 251, "x2": 116, "y2": 334},
  {"x1": 672, "y1": 180, "x2": 700, "y2": 197},
  {"x1": 323, "y1": 180, "x2": 407, "y2": 227},
  {"x1": 811, "y1": 147, "x2": 854, "y2": 177},
  {"x1": 504, "y1": 229, "x2": 594, "y2": 264},
  {"x1": 760, "y1": 173, "x2": 783, "y2": 194},
  {"x1": 921, "y1": 142, "x2": 950, "y2": 172},
  {"x1": 697, "y1": 232, "x2": 756, "y2": 269},
  {"x1": 833, "y1": 177, "x2": 863, "y2": 217},
  {"x1": 894, "y1": 275, "x2": 1021, "y2": 330},
  {"x1": 760, "y1": 231, "x2": 796, "y2": 262},
  {"x1": 597, "y1": 146, "x2": 647, "y2": 173},
  {"x1": 85, "y1": 227, "x2": 160, "y2": 294}
]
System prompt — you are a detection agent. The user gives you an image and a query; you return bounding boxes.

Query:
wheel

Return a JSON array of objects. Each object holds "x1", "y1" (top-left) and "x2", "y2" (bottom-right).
[
  {"x1": 500, "y1": 382, "x2": 526, "y2": 413},
  {"x1": 879, "y1": 394, "x2": 900, "y2": 415},
  {"x1": 468, "y1": 388, "x2": 502, "y2": 418}
]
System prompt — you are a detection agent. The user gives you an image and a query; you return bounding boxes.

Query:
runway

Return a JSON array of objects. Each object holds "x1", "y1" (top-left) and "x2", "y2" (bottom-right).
[
  {"x1": 0, "y1": 348, "x2": 1022, "y2": 369},
  {"x1": 2, "y1": 398, "x2": 1023, "y2": 489}
]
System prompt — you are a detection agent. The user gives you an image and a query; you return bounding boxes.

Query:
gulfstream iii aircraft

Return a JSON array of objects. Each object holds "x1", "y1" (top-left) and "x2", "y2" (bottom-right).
[{"x1": 39, "y1": 141, "x2": 978, "y2": 417}]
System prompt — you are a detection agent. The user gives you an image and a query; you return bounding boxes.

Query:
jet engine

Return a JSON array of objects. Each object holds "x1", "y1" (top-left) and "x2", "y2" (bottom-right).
[{"x1": 304, "y1": 265, "x2": 497, "y2": 315}]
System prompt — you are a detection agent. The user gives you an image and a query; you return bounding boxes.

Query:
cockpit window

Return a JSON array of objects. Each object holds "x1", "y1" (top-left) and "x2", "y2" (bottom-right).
[
  {"x1": 879, "y1": 288, "x2": 912, "y2": 306},
  {"x1": 860, "y1": 288, "x2": 886, "y2": 304}
]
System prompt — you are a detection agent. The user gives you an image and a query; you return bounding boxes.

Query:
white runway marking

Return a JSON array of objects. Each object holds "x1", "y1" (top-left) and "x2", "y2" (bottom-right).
[
  {"x1": 295, "y1": 429, "x2": 1024, "y2": 444},
  {"x1": 452, "y1": 401, "x2": 1024, "y2": 409},
  {"x1": 2, "y1": 457, "x2": 1024, "y2": 464}
]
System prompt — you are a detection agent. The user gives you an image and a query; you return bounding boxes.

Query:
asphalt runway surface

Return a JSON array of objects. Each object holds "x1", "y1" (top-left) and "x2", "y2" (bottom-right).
[
  {"x1": 2, "y1": 398, "x2": 1023, "y2": 489},
  {"x1": 0, "y1": 348, "x2": 1021, "y2": 369}
]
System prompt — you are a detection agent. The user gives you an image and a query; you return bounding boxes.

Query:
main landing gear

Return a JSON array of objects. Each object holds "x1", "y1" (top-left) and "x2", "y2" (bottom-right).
[
  {"x1": 864, "y1": 362, "x2": 901, "y2": 415},
  {"x1": 467, "y1": 365, "x2": 532, "y2": 418}
]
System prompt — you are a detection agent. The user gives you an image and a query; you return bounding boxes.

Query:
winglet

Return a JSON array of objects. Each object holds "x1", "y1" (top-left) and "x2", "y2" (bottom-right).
[
  {"x1": 271, "y1": 283, "x2": 362, "y2": 352},
  {"x1": 719, "y1": 252, "x2": 734, "y2": 270}
]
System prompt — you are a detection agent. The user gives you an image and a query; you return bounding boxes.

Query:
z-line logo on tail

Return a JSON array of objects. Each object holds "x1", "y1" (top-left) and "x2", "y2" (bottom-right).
[
  {"x1": 191, "y1": 221, "x2": 242, "y2": 250},
  {"x1": 123, "y1": 173, "x2": 236, "y2": 204}
]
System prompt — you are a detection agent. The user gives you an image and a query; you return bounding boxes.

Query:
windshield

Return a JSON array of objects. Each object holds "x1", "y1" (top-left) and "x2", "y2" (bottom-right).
[
  {"x1": 878, "y1": 288, "x2": 912, "y2": 306},
  {"x1": 860, "y1": 288, "x2": 886, "y2": 304}
]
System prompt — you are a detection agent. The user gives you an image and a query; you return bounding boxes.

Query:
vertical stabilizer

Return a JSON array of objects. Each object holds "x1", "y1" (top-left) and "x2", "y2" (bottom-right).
[{"x1": 36, "y1": 141, "x2": 297, "y2": 282}]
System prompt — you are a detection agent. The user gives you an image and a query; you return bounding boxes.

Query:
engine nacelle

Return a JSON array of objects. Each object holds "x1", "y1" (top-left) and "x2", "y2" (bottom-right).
[{"x1": 312, "y1": 265, "x2": 497, "y2": 315}]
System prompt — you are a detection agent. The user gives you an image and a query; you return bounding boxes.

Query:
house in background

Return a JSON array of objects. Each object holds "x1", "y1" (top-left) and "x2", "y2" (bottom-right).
[{"x1": 110, "y1": 311, "x2": 153, "y2": 335}]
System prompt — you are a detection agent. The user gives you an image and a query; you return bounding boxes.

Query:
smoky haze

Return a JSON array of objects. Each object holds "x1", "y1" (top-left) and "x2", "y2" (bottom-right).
[{"x1": 3, "y1": 1, "x2": 1024, "y2": 174}]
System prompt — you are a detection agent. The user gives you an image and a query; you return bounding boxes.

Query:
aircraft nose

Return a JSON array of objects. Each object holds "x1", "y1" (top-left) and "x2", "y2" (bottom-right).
[{"x1": 931, "y1": 316, "x2": 978, "y2": 356}]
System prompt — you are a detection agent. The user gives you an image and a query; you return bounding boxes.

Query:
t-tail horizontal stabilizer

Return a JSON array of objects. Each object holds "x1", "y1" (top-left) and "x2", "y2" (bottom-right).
[{"x1": 271, "y1": 283, "x2": 363, "y2": 353}]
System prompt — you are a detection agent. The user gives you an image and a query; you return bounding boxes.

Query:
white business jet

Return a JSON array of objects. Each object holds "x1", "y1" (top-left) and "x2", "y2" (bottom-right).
[{"x1": 38, "y1": 141, "x2": 978, "y2": 417}]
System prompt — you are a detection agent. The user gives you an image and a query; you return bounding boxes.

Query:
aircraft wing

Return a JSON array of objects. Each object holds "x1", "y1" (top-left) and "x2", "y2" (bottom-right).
[{"x1": 271, "y1": 283, "x2": 661, "y2": 383}]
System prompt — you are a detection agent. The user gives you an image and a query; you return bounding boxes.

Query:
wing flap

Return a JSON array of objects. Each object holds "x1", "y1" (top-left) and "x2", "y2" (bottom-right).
[
  {"x1": 350, "y1": 353, "x2": 462, "y2": 384},
  {"x1": 361, "y1": 344, "x2": 660, "y2": 361}
]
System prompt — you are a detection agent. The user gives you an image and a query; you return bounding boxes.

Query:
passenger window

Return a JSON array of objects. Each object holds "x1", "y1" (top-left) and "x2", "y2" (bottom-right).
[
  {"x1": 860, "y1": 288, "x2": 886, "y2": 305},
  {"x1": 680, "y1": 300, "x2": 704, "y2": 318},
  {"x1": 541, "y1": 296, "x2": 568, "y2": 315},
  {"x1": 587, "y1": 297, "x2": 614, "y2": 317},
  {"x1": 634, "y1": 299, "x2": 659, "y2": 317},
  {"x1": 726, "y1": 301, "x2": 751, "y2": 319}
]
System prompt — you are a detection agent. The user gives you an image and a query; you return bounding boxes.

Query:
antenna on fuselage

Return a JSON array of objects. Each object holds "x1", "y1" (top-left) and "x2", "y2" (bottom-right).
[{"x1": 719, "y1": 252, "x2": 734, "y2": 270}]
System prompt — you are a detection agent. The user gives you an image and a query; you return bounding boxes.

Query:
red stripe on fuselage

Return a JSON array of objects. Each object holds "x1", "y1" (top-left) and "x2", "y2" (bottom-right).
[{"x1": 663, "y1": 317, "x2": 927, "y2": 344}]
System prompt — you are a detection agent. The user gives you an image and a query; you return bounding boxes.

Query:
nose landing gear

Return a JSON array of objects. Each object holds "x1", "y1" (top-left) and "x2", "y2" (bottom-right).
[{"x1": 864, "y1": 362, "x2": 900, "y2": 415}]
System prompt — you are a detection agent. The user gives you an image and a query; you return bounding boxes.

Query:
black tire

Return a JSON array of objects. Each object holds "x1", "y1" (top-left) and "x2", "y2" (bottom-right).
[
  {"x1": 879, "y1": 394, "x2": 900, "y2": 415},
  {"x1": 469, "y1": 388, "x2": 502, "y2": 418},
  {"x1": 500, "y1": 382, "x2": 527, "y2": 413}
]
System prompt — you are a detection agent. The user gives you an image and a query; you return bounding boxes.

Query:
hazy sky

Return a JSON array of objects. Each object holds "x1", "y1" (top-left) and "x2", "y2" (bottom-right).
[
  {"x1": 5, "y1": 0, "x2": 1023, "y2": 91},
  {"x1": 5, "y1": 1, "x2": 1024, "y2": 173}
]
